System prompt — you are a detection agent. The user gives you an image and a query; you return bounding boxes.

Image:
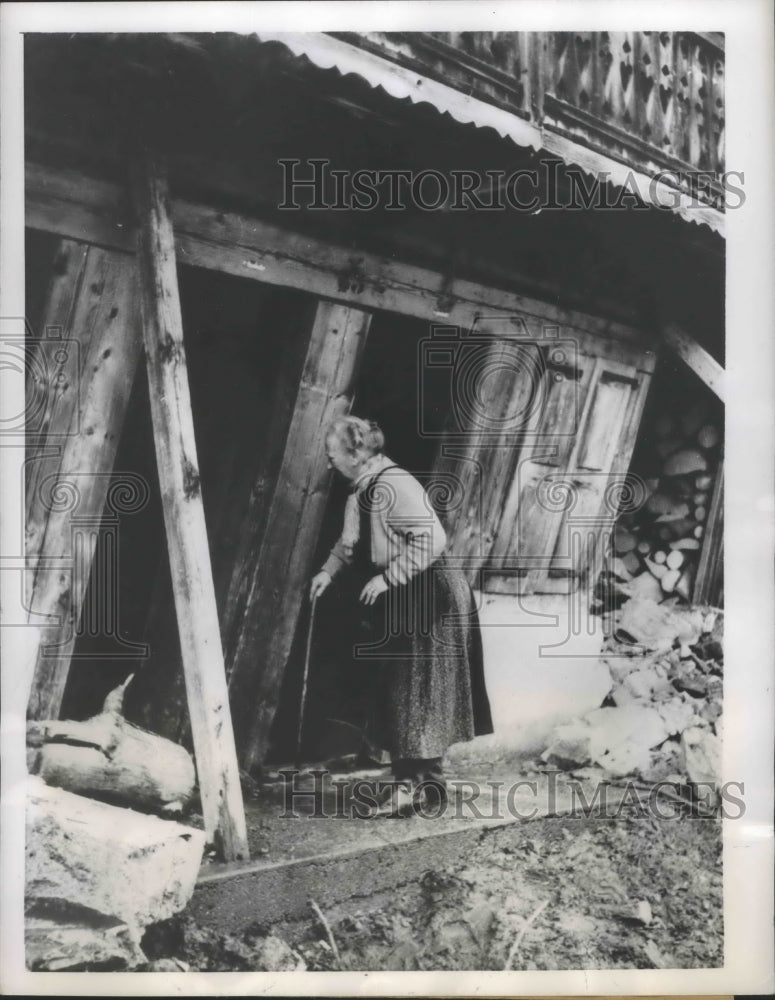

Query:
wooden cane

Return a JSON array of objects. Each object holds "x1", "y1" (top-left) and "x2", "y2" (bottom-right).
[{"x1": 295, "y1": 592, "x2": 318, "y2": 768}]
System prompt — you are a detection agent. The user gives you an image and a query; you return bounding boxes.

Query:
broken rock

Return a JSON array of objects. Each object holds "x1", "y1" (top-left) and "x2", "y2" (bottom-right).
[
  {"x1": 540, "y1": 722, "x2": 592, "y2": 770},
  {"x1": 26, "y1": 900, "x2": 146, "y2": 971},
  {"x1": 656, "y1": 696, "x2": 700, "y2": 737},
  {"x1": 26, "y1": 777, "x2": 205, "y2": 938},
  {"x1": 615, "y1": 597, "x2": 684, "y2": 651},
  {"x1": 681, "y1": 726, "x2": 720, "y2": 786}
]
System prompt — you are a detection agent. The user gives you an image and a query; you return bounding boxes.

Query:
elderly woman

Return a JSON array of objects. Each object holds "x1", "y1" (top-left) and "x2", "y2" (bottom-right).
[{"x1": 310, "y1": 416, "x2": 492, "y2": 815}]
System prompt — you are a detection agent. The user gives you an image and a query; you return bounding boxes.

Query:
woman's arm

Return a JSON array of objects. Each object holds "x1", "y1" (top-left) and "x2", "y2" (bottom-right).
[
  {"x1": 321, "y1": 537, "x2": 355, "y2": 579},
  {"x1": 382, "y1": 472, "x2": 447, "y2": 587}
]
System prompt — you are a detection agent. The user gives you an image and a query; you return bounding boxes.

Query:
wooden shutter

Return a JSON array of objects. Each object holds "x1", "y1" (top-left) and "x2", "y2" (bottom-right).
[{"x1": 489, "y1": 352, "x2": 652, "y2": 594}]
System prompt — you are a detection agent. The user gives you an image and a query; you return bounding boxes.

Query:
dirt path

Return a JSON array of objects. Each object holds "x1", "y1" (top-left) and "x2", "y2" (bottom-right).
[{"x1": 147, "y1": 806, "x2": 722, "y2": 971}]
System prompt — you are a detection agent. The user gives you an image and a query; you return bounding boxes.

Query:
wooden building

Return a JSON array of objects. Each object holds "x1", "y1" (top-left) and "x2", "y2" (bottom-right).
[{"x1": 23, "y1": 31, "x2": 725, "y2": 856}]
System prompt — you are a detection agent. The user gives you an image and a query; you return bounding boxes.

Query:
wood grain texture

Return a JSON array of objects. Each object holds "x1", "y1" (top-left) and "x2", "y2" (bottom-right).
[
  {"x1": 26, "y1": 246, "x2": 142, "y2": 720},
  {"x1": 226, "y1": 301, "x2": 371, "y2": 772},
  {"x1": 694, "y1": 458, "x2": 724, "y2": 606},
  {"x1": 488, "y1": 350, "x2": 653, "y2": 594},
  {"x1": 662, "y1": 322, "x2": 725, "y2": 401},
  {"x1": 131, "y1": 149, "x2": 248, "y2": 861},
  {"x1": 26, "y1": 162, "x2": 656, "y2": 371}
]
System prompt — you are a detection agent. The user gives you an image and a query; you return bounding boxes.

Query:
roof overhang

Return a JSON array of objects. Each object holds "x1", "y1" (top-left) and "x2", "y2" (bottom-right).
[{"x1": 250, "y1": 31, "x2": 725, "y2": 238}]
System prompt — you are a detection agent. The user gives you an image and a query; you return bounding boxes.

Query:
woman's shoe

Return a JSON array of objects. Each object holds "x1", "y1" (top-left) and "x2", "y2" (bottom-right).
[{"x1": 369, "y1": 780, "x2": 416, "y2": 818}]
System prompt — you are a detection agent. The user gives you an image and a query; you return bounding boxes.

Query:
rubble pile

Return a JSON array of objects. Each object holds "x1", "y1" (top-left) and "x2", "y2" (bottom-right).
[
  {"x1": 25, "y1": 678, "x2": 205, "y2": 971},
  {"x1": 542, "y1": 598, "x2": 723, "y2": 788},
  {"x1": 602, "y1": 397, "x2": 722, "y2": 605}
]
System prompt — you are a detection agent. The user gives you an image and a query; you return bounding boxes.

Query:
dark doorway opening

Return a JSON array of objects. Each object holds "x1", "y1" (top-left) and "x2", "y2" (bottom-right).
[
  {"x1": 267, "y1": 309, "x2": 450, "y2": 764},
  {"x1": 59, "y1": 265, "x2": 314, "y2": 735}
]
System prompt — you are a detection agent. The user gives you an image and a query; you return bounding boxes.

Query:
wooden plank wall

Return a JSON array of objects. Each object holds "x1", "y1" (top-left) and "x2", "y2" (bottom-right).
[
  {"x1": 226, "y1": 300, "x2": 372, "y2": 772},
  {"x1": 26, "y1": 240, "x2": 142, "y2": 719}
]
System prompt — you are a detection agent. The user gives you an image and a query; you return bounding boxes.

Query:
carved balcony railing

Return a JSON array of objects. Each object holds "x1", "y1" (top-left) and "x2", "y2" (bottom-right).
[{"x1": 345, "y1": 31, "x2": 725, "y2": 202}]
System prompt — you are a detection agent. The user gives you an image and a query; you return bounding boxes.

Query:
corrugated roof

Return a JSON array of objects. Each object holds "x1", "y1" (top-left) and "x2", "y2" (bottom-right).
[{"x1": 248, "y1": 31, "x2": 724, "y2": 238}]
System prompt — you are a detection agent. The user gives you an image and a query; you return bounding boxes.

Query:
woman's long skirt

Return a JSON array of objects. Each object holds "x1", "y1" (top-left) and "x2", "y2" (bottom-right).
[{"x1": 352, "y1": 555, "x2": 493, "y2": 760}]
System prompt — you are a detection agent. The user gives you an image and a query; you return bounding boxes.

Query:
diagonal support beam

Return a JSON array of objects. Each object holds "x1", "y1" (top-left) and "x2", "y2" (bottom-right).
[
  {"x1": 226, "y1": 300, "x2": 371, "y2": 773},
  {"x1": 662, "y1": 322, "x2": 725, "y2": 402},
  {"x1": 131, "y1": 148, "x2": 248, "y2": 861},
  {"x1": 26, "y1": 242, "x2": 143, "y2": 721}
]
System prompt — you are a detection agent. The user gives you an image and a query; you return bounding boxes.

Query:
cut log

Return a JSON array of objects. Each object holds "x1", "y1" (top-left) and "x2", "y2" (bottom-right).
[
  {"x1": 636, "y1": 539, "x2": 652, "y2": 555},
  {"x1": 614, "y1": 526, "x2": 637, "y2": 554},
  {"x1": 660, "y1": 568, "x2": 680, "y2": 593},
  {"x1": 653, "y1": 550, "x2": 667, "y2": 564},
  {"x1": 644, "y1": 556, "x2": 668, "y2": 579},
  {"x1": 37, "y1": 678, "x2": 196, "y2": 812},
  {"x1": 665, "y1": 516, "x2": 697, "y2": 539},
  {"x1": 692, "y1": 491, "x2": 708, "y2": 506},
  {"x1": 695, "y1": 506, "x2": 707, "y2": 522},
  {"x1": 655, "y1": 502, "x2": 690, "y2": 523},
  {"x1": 610, "y1": 556, "x2": 633, "y2": 581},
  {"x1": 26, "y1": 777, "x2": 205, "y2": 938},
  {"x1": 665, "y1": 550, "x2": 684, "y2": 571},
  {"x1": 695, "y1": 473, "x2": 712, "y2": 491},
  {"x1": 694, "y1": 525, "x2": 704, "y2": 539},
  {"x1": 621, "y1": 550, "x2": 642, "y2": 575},
  {"x1": 671, "y1": 538, "x2": 701, "y2": 551},
  {"x1": 663, "y1": 449, "x2": 708, "y2": 477},
  {"x1": 647, "y1": 492, "x2": 688, "y2": 518},
  {"x1": 697, "y1": 424, "x2": 720, "y2": 449}
]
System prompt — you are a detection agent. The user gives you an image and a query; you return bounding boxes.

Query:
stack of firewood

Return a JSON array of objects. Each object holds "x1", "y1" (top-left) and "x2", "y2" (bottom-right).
[{"x1": 605, "y1": 399, "x2": 721, "y2": 604}]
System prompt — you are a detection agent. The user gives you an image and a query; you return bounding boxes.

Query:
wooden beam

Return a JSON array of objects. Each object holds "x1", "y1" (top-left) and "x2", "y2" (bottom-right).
[
  {"x1": 226, "y1": 300, "x2": 371, "y2": 772},
  {"x1": 694, "y1": 458, "x2": 724, "y2": 606},
  {"x1": 26, "y1": 244, "x2": 142, "y2": 720},
  {"x1": 131, "y1": 149, "x2": 248, "y2": 861},
  {"x1": 25, "y1": 162, "x2": 656, "y2": 371},
  {"x1": 662, "y1": 322, "x2": 725, "y2": 402}
]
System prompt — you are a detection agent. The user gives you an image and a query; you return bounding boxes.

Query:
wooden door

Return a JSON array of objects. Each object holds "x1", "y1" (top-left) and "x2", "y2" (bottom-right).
[{"x1": 489, "y1": 351, "x2": 652, "y2": 593}]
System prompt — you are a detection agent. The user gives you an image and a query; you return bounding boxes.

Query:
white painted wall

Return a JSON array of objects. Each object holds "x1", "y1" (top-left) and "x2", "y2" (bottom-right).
[{"x1": 447, "y1": 590, "x2": 612, "y2": 770}]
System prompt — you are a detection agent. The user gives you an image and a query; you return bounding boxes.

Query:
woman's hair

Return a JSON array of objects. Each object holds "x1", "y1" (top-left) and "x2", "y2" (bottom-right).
[{"x1": 326, "y1": 416, "x2": 385, "y2": 460}]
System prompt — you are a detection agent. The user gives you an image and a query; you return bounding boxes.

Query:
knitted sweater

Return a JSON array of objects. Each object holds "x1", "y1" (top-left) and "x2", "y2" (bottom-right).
[{"x1": 321, "y1": 456, "x2": 447, "y2": 587}]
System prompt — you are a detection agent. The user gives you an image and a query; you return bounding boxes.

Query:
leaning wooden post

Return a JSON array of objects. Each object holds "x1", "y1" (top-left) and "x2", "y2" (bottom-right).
[{"x1": 131, "y1": 149, "x2": 248, "y2": 861}]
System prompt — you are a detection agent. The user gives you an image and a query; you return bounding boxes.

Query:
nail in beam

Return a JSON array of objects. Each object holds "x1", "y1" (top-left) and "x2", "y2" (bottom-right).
[{"x1": 131, "y1": 149, "x2": 248, "y2": 861}]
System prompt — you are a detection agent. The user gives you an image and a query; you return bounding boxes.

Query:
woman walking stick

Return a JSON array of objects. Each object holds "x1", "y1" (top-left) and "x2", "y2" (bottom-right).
[{"x1": 295, "y1": 592, "x2": 318, "y2": 768}]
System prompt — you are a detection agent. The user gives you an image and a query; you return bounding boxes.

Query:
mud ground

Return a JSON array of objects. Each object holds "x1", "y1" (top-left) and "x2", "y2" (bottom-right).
[{"x1": 145, "y1": 804, "x2": 722, "y2": 972}]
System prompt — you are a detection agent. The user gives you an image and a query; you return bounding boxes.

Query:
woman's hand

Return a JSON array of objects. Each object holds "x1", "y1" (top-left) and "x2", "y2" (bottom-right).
[
  {"x1": 359, "y1": 574, "x2": 388, "y2": 605},
  {"x1": 310, "y1": 571, "x2": 332, "y2": 601}
]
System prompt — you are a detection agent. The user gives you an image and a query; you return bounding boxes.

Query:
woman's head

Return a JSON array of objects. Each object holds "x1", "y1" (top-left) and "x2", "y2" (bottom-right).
[{"x1": 325, "y1": 416, "x2": 384, "y2": 480}]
